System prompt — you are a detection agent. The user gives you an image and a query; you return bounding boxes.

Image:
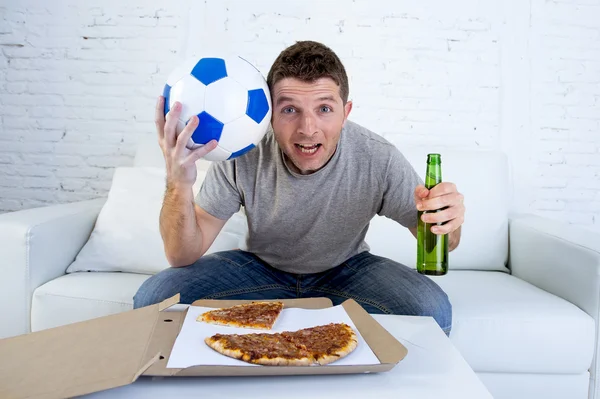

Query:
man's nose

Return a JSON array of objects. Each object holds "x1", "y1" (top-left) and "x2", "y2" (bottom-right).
[{"x1": 298, "y1": 113, "x2": 317, "y2": 136}]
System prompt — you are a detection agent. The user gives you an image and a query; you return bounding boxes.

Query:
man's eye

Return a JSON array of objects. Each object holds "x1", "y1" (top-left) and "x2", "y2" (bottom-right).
[
  {"x1": 320, "y1": 106, "x2": 332, "y2": 113},
  {"x1": 282, "y1": 107, "x2": 295, "y2": 114}
]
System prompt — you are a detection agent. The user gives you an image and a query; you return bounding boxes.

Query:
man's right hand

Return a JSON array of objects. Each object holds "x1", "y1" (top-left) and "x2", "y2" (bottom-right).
[{"x1": 155, "y1": 96, "x2": 218, "y2": 188}]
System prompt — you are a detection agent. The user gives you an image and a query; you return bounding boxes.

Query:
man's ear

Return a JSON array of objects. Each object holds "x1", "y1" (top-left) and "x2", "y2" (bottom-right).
[{"x1": 344, "y1": 100, "x2": 353, "y2": 121}]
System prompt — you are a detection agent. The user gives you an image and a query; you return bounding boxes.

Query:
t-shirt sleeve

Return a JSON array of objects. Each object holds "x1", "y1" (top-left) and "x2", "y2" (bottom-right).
[
  {"x1": 195, "y1": 160, "x2": 242, "y2": 221},
  {"x1": 377, "y1": 149, "x2": 424, "y2": 228}
]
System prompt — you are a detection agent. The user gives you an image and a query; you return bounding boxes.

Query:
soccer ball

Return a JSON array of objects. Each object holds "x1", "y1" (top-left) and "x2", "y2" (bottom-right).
[{"x1": 162, "y1": 54, "x2": 272, "y2": 161}]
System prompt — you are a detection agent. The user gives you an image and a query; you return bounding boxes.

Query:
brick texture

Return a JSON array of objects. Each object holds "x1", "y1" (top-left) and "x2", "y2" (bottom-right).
[
  {"x1": 0, "y1": 0, "x2": 599, "y2": 230},
  {"x1": 0, "y1": 1, "x2": 187, "y2": 211},
  {"x1": 529, "y1": 0, "x2": 600, "y2": 228}
]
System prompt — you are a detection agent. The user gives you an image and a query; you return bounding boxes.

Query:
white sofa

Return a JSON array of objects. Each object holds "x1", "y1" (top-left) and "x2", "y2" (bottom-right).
[{"x1": 1, "y1": 139, "x2": 599, "y2": 399}]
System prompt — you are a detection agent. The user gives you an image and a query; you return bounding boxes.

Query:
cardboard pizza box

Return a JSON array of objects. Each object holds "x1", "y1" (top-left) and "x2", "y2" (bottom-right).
[{"x1": 0, "y1": 295, "x2": 408, "y2": 399}]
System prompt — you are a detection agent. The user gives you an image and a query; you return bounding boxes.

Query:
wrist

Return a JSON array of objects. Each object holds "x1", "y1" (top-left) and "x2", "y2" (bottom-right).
[{"x1": 165, "y1": 180, "x2": 194, "y2": 199}]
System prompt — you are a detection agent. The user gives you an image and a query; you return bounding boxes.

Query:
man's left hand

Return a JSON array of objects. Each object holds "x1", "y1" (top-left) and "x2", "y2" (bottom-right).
[{"x1": 414, "y1": 183, "x2": 465, "y2": 235}]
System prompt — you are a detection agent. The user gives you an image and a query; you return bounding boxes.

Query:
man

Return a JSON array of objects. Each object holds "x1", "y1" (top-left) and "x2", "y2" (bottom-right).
[{"x1": 133, "y1": 41, "x2": 465, "y2": 335}]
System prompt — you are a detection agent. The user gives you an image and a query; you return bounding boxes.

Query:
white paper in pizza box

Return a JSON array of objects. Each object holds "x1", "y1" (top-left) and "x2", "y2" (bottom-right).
[
  {"x1": 0, "y1": 294, "x2": 408, "y2": 399},
  {"x1": 168, "y1": 304, "x2": 380, "y2": 368}
]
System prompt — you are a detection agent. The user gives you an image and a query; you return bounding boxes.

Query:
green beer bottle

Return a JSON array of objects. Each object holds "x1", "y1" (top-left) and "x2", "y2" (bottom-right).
[{"x1": 416, "y1": 154, "x2": 448, "y2": 275}]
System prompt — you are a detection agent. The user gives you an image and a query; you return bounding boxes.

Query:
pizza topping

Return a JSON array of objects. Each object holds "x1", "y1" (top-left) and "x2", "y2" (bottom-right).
[
  {"x1": 205, "y1": 323, "x2": 358, "y2": 366},
  {"x1": 211, "y1": 333, "x2": 311, "y2": 361},
  {"x1": 198, "y1": 301, "x2": 284, "y2": 329},
  {"x1": 283, "y1": 323, "x2": 355, "y2": 361}
]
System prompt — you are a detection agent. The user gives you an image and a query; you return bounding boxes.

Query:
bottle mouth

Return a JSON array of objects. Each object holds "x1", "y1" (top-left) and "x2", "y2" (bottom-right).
[{"x1": 427, "y1": 153, "x2": 441, "y2": 164}]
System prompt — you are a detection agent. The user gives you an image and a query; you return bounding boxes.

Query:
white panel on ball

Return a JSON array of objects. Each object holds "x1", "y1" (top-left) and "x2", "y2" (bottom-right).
[
  {"x1": 204, "y1": 78, "x2": 248, "y2": 124},
  {"x1": 169, "y1": 75, "x2": 206, "y2": 125},
  {"x1": 225, "y1": 56, "x2": 265, "y2": 89},
  {"x1": 218, "y1": 115, "x2": 261, "y2": 152},
  {"x1": 166, "y1": 66, "x2": 186, "y2": 87},
  {"x1": 202, "y1": 145, "x2": 232, "y2": 162}
]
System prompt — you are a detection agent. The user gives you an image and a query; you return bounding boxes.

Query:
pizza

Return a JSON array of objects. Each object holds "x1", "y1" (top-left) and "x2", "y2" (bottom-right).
[
  {"x1": 205, "y1": 323, "x2": 358, "y2": 366},
  {"x1": 197, "y1": 301, "x2": 284, "y2": 330}
]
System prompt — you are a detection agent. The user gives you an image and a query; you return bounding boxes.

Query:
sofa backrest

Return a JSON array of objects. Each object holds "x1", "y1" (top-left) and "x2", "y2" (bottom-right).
[
  {"x1": 134, "y1": 139, "x2": 509, "y2": 272},
  {"x1": 366, "y1": 147, "x2": 509, "y2": 272}
]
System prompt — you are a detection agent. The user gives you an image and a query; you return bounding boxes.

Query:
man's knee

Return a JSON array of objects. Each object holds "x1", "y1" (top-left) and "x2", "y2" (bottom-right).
[
  {"x1": 132, "y1": 250, "x2": 257, "y2": 309},
  {"x1": 382, "y1": 274, "x2": 453, "y2": 335},
  {"x1": 417, "y1": 287, "x2": 452, "y2": 335},
  {"x1": 133, "y1": 267, "x2": 184, "y2": 309},
  {"x1": 133, "y1": 275, "x2": 163, "y2": 309},
  {"x1": 343, "y1": 255, "x2": 453, "y2": 331}
]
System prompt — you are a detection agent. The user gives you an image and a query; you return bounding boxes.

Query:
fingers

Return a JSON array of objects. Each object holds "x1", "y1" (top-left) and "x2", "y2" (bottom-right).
[
  {"x1": 418, "y1": 191, "x2": 464, "y2": 211},
  {"x1": 175, "y1": 114, "x2": 198, "y2": 156},
  {"x1": 428, "y1": 182, "x2": 457, "y2": 197},
  {"x1": 181, "y1": 140, "x2": 218, "y2": 167},
  {"x1": 163, "y1": 101, "x2": 182, "y2": 149},
  {"x1": 414, "y1": 185, "x2": 429, "y2": 206},
  {"x1": 417, "y1": 181, "x2": 465, "y2": 234},
  {"x1": 414, "y1": 185, "x2": 429, "y2": 199},
  {"x1": 421, "y1": 204, "x2": 464, "y2": 225},
  {"x1": 429, "y1": 215, "x2": 464, "y2": 235},
  {"x1": 155, "y1": 96, "x2": 166, "y2": 143}
]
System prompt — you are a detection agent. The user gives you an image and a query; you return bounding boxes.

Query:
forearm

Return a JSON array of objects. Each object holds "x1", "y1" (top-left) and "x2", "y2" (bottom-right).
[
  {"x1": 448, "y1": 226, "x2": 461, "y2": 252},
  {"x1": 159, "y1": 184, "x2": 203, "y2": 267}
]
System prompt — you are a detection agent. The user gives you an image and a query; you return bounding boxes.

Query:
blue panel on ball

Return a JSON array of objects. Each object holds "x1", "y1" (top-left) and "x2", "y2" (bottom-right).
[
  {"x1": 228, "y1": 143, "x2": 256, "y2": 159},
  {"x1": 191, "y1": 58, "x2": 227, "y2": 85},
  {"x1": 193, "y1": 111, "x2": 224, "y2": 144},
  {"x1": 162, "y1": 84, "x2": 171, "y2": 116},
  {"x1": 246, "y1": 89, "x2": 269, "y2": 124}
]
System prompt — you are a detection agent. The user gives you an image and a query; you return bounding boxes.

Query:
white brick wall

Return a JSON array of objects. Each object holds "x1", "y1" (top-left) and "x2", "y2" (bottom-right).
[
  {"x1": 1, "y1": 0, "x2": 599, "y2": 230},
  {"x1": 529, "y1": 0, "x2": 600, "y2": 228},
  {"x1": 0, "y1": 1, "x2": 188, "y2": 211}
]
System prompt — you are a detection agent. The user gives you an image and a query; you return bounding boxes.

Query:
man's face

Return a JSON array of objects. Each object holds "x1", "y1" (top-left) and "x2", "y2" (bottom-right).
[{"x1": 271, "y1": 77, "x2": 352, "y2": 175}]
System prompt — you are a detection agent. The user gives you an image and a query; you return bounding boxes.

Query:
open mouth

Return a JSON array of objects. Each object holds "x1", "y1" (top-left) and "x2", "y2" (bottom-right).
[{"x1": 295, "y1": 143, "x2": 322, "y2": 154}]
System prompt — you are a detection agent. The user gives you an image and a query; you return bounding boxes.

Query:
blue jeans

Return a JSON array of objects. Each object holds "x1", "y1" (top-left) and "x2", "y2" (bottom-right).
[{"x1": 133, "y1": 250, "x2": 452, "y2": 334}]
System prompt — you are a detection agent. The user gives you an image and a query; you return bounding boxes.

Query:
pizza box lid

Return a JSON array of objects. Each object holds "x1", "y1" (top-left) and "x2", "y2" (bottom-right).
[{"x1": 0, "y1": 294, "x2": 407, "y2": 399}]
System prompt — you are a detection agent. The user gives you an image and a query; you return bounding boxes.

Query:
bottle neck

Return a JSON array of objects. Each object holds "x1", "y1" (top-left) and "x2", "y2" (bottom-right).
[{"x1": 425, "y1": 163, "x2": 442, "y2": 189}]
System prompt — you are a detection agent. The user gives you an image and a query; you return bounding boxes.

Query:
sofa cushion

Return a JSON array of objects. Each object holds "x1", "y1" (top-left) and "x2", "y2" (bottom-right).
[
  {"x1": 31, "y1": 272, "x2": 151, "y2": 332},
  {"x1": 366, "y1": 147, "x2": 509, "y2": 272},
  {"x1": 66, "y1": 167, "x2": 248, "y2": 275},
  {"x1": 435, "y1": 270, "x2": 594, "y2": 374}
]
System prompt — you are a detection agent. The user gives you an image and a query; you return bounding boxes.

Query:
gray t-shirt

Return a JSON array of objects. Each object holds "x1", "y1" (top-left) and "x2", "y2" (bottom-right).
[{"x1": 196, "y1": 120, "x2": 422, "y2": 274}]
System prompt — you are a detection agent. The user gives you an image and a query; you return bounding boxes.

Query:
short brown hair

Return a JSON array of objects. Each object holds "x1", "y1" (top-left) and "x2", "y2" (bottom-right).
[{"x1": 267, "y1": 41, "x2": 349, "y2": 103}]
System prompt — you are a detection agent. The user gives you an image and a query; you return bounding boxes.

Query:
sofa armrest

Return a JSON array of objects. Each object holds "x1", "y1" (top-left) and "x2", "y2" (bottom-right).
[
  {"x1": 509, "y1": 214, "x2": 600, "y2": 397},
  {"x1": 0, "y1": 199, "x2": 105, "y2": 338},
  {"x1": 509, "y1": 214, "x2": 600, "y2": 320}
]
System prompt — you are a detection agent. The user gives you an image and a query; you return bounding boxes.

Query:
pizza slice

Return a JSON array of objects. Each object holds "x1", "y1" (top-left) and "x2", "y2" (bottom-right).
[
  {"x1": 283, "y1": 323, "x2": 358, "y2": 365},
  {"x1": 197, "y1": 301, "x2": 284, "y2": 330},
  {"x1": 204, "y1": 332, "x2": 313, "y2": 366},
  {"x1": 205, "y1": 323, "x2": 359, "y2": 366}
]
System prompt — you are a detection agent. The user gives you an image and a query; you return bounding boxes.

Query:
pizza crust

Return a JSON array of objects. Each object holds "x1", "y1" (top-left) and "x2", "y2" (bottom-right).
[
  {"x1": 199, "y1": 317, "x2": 263, "y2": 329},
  {"x1": 252, "y1": 355, "x2": 313, "y2": 366},
  {"x1": 204, "y1": 336, "x2": 245, "y2": 361}
]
